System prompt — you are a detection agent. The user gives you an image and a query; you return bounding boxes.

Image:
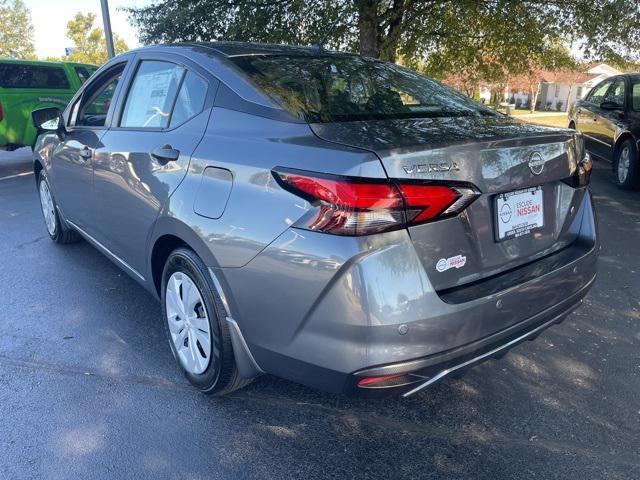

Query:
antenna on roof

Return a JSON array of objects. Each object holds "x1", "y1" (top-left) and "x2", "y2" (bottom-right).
[{"x1": 312, "y1": 15, "x2": 341, "y2": 52}]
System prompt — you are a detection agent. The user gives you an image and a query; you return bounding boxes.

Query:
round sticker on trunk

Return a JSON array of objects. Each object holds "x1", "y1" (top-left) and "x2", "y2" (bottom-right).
[{"x1": 436, "y1": 255, "x2": 467, "y2": 272}]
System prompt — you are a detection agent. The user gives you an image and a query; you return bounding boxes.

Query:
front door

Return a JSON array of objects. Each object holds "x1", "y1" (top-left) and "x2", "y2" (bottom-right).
[
  {"x1": 92, "y1": 56, "x2": 214, "y2": 278},
  {"x1": 50, "y1": 63, "x2": 127, "y2": 230},
  {"x1": 577, "y1": 78, "x2": 613, "y2": 159},
  {"x1": 596, "y1": 77, "x2": 626, "y2": 161}
]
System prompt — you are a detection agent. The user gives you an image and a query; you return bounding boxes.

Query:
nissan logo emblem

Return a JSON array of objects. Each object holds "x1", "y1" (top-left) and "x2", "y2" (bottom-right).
[{"x1": 528, "y1": 152, "x2": 545, "y2": 176}]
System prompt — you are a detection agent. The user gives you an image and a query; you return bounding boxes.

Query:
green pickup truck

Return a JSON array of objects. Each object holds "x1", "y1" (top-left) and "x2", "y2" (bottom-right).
[{"x1": 0, "y1": 59, "x2": 97, "y2": 150}]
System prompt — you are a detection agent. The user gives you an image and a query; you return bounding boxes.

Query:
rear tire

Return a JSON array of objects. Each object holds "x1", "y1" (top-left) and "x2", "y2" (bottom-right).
[
  {"x1": 161, "y1": 247, "x2": 251, "y2": 395},
  {"x1": 37, "y1": 171, "x2": 80, "y2": 244},
  {"x1": 613, "y1": 139, "x2": 640, "y2": 190}
]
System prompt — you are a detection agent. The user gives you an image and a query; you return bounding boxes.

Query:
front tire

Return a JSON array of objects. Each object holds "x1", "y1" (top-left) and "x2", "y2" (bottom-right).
[
  {"x1": 161, "y1": 247, "x2": 250, "y2": 395},
  {"x1": 37, "y1": 171, "x2": 80, "y2": 244}
]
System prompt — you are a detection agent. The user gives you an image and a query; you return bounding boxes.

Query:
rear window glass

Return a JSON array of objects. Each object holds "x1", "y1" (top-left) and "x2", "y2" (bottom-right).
[
  {"x1": 0, "y1": 64, "x2": 70, "y2": 89},
  {"x1": 230, "y1": 55, "x2": 496, "y2": 123}
]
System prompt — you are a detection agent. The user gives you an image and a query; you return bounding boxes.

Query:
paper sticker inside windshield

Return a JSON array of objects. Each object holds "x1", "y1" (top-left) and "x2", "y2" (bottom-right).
[{"x1": 436, "y1": 255, "x2": 467, "y2": 272}]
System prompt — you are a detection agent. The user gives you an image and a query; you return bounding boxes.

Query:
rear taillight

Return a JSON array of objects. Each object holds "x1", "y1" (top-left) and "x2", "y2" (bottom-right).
[
  {"x1": 0, "y1": 102, "x2": 4, "y2": 122},
  {"x1": 273, "y1": 168, "x2": 480, "y2": 236},
  {"x1": 563, "y1": 151, "x2": 592, "y2": 188}
]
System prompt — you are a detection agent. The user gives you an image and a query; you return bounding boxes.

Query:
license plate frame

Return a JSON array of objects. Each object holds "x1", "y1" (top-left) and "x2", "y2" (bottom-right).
[{"x1": 494, "y1": 186, "x2": 544, "y2": 242}]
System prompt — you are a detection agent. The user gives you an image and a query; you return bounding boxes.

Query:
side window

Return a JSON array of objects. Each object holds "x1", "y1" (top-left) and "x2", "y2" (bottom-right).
[
  {"x1": 74, "y1": 64, "x2": 125, "y2": 127},
  {"x1": 586, "y1": 80, "x2": 613, "y2": 105},
  {"x1": 632, "y1": 84, "x2": 640, "y2": 111},
  {"x1": 120, "y1": 61, "x2": 184, "y2": 128},
  {"x1": 74, "y1": 66, "x2": 94, "y2": 84},
  {"x1": 169, "y1": 71, "x2": 208, "y2": 128},
  {"x1": 604, "y1": 78, "x2": 625, "y2": 106},
  {"x1": 0, "y1": 64, "x2": 70, "y2": 89}
]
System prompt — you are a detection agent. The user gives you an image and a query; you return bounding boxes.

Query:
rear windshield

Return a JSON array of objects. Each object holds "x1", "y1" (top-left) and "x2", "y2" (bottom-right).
[
  {"x1": 0, "y1": 64, "x2": 70, "y2": 89},
  {"x1": 230, "y1": 55, "x2": 496, "y2": 123}
]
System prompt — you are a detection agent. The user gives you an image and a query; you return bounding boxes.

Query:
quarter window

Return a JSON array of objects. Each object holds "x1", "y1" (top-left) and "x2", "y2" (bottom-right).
[
  {"x1": 74, "y1": 66, "x2": 95, "y2": 84},
  {"x1": 169, "y1": 71, "x2": 208, "y2": 127},
  {"x1": 120, "y1": 61, "x2": 184, "y2": 128}
]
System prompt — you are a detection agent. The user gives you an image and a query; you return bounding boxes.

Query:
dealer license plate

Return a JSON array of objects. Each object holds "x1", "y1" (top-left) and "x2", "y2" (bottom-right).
[{"x1": 495, "y1": 186, "x2": 544, "y2": 241}]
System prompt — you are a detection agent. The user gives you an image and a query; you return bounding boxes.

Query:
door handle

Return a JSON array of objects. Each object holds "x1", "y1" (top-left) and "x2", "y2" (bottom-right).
[
  {"x1": 79, "y1": 147, "x2": 92, "y2": 160},
  {"x1": 151, "y1": 144, "x2": 180, "y2": 163}
]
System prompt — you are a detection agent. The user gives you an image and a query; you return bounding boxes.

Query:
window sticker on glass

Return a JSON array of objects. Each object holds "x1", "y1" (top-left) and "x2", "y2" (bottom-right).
[{"x1": 121, "y1": 61, "x2": 184, "y2": 128}]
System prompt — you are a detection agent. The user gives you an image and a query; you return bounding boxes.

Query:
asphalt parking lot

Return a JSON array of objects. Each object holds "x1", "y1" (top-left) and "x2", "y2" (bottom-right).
[{"x1": 1, "y1": 148, "x2": 639, "y2": 480}]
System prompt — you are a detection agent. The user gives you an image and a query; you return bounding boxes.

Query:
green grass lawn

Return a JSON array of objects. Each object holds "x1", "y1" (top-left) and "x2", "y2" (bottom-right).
[{"x1": 518, "y1": 115, "x2": 569, "y2": 128}]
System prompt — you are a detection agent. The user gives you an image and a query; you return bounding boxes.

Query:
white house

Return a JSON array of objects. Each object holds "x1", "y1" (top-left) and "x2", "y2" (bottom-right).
[{"x1": 507, "y1": 63, "x2": 622, "y2": 111}]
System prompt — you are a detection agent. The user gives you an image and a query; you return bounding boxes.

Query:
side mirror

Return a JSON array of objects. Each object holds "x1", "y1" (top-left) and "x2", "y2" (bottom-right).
[
  {"x1": 600, "y1": 101, "x2": 623, "y2": 111},
  {"x1": 32, "y1": 107, "x2": 65, "y2": 138}
]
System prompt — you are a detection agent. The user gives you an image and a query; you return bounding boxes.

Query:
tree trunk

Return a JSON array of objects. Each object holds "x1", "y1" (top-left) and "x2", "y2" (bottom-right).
[
  {"x1": 565, "y1": 84, "x2": 574, "y2": 113},
  {"x1": 356, "y1": 0, "x2": 380, "y2": 58},
  {"x1": 378, "y1": 0, "x2": 406, "y2": 62},
  {"x1": 529, "y1": 85, "x2": 538, "y2": 113}
]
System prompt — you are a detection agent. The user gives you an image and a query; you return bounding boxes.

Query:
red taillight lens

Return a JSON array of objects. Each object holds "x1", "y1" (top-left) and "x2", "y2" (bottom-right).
[{"x1": 273, "y1": 168, "x2": 480, "y2": 236}]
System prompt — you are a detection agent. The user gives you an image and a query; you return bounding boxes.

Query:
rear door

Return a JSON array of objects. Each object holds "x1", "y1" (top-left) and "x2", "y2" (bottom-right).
[
  {"x1": 49, "y1": 61, "x2": 128, "y2": 231},
  {"x1": 595, "y1": 76, "x2": 626, "y2": 160},
  {"x1": 92, "y1": 52, "x2": 215, "y2": 277}
]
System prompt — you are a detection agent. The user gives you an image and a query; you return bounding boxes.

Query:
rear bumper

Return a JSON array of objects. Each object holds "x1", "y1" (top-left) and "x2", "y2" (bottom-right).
[{"x1": 355, "y1": 274, "x2": 595, "y2": 396}]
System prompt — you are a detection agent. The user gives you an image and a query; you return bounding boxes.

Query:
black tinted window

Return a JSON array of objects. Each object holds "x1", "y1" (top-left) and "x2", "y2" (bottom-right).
[
  {"x1": 586, "y1": 80, "x2": 613, "y2": 105},
  {"x1": 0, "y1": 64, "x2": 70, "y2": 89},
  {"x1": 169, "y1": 71, "x2": 207, "y2": 127},
  {"x1": 121, "y1": 61, "x2": 184, "y2": 128},
  {"x1": 604, "y1": 78, "x2": 625, "y2": 106},
  {"x1": 230, "y1": 55, "x2": 496, "y2": 123}
]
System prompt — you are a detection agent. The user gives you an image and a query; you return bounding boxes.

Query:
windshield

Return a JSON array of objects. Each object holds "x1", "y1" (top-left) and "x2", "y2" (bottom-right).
[{"x1": 230, "y1": 55, "x2": 496, "y2": 123}]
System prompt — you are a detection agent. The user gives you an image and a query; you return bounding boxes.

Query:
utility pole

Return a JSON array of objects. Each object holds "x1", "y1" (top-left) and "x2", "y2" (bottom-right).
[{"x1": 100, "y1": 0, "x2": 115, "y2": 59}]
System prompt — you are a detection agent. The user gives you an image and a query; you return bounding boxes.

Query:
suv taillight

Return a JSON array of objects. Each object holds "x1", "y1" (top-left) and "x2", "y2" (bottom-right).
[{"x1": 273, "y1": 168, "x2": 480, "y2": 236}]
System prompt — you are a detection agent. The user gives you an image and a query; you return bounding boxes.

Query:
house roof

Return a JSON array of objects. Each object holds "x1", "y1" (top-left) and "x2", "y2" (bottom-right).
[{"x1": 539, "y1": 70, "x2": 599, "y2": 84}]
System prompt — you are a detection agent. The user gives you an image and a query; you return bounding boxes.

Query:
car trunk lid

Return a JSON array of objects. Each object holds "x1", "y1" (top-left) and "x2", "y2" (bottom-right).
[{"x1": 310, "y1": 115, "x2": 585, "y2": 291}]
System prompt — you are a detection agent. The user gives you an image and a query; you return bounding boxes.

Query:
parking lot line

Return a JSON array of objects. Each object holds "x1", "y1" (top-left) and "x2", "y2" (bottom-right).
[{"x1": 0, "y1": 171, "x2": 31, "y2": 181}]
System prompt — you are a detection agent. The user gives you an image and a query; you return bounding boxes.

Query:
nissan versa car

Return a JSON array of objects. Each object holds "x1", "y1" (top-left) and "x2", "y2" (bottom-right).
[
  {"x1": 568, "y1": 73, "x2": 640, "y2": 189},
  {"x1": 32, "y1": 43, "x2": 597, "y2": 396}
]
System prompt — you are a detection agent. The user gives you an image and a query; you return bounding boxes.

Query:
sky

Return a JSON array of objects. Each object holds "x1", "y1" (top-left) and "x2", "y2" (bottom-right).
[{"x1": 24, "y1": 0, "x2": 151, "y2": 59}]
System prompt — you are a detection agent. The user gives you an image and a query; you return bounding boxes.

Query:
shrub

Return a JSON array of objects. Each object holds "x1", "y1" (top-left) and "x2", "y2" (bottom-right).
[{"x1": 556, "y1": 100, "x2": 564, "y2": 111}]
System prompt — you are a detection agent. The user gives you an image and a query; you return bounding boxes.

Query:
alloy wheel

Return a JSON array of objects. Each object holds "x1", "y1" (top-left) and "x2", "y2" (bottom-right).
[
  {"x1": 618, "y1": 145, "x2": 631, "y2": 184},
  {"x1": 165, "y1": 272, "x2": 212, "y2": 375}
]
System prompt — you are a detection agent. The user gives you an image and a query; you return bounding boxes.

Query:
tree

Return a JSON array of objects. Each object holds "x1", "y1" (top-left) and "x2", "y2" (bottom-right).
[
  {"x1": 0, "y1": 0, "x2": 35, "y2": 59},
  {"x1": 127, "y1": 1, "x2": 640, "y2": 64},
  {"x1": 66, "y1": 12, "x2": 129, "y2": 65}
]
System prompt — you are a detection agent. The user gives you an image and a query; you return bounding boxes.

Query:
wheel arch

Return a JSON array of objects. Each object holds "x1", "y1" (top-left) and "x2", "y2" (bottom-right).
[
  {"x1": 149, "y1": 217, "x2": 263, "y2": 380},
  {"x1": 148, "y1": 216, "x2": 219, "y2": 297},
  {"x1": 613, "y1": 131, "x2": 637, "y2": 171},
  {"x1": 33, "y1": 157, "x2": 44, "y2": 183}
]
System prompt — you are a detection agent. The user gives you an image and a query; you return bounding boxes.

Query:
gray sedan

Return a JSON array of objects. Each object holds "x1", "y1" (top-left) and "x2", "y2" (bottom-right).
[{"x1": 31, "y1": 42, "x2": 597, "y2": 396}]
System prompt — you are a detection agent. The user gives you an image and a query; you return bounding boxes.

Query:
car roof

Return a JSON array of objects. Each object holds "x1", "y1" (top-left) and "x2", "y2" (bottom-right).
[
  {"x1": 138, "y1": 41, "x2": 356, "y2": 59},
  {"x1": 0, "y1": 58, "x2": 97, "y2": 68}
]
